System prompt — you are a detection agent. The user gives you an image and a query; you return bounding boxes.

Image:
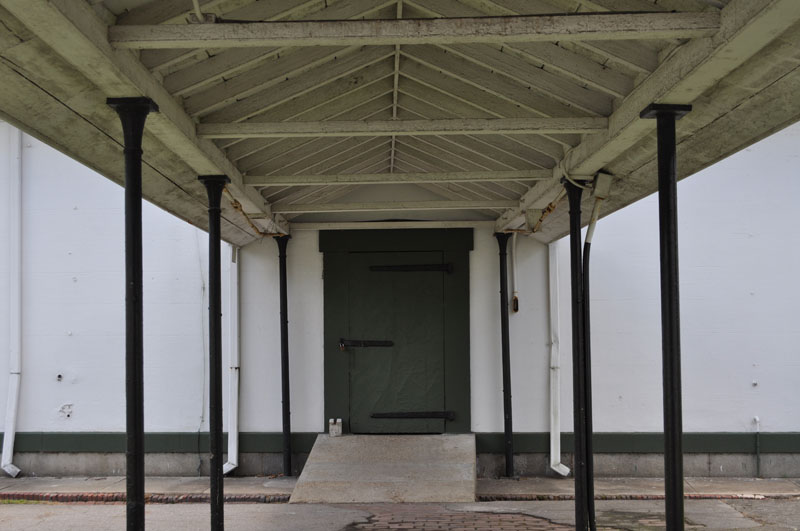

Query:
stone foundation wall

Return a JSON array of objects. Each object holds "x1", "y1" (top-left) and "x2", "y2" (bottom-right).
[{"x1": 8, "y1": 452, "x2": 799, "y2": 478}]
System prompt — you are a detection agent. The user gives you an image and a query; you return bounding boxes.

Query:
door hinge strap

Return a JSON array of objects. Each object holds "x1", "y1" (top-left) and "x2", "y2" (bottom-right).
[{"x1": 371, "y1": 411, "x2": 456, "y2": 421}]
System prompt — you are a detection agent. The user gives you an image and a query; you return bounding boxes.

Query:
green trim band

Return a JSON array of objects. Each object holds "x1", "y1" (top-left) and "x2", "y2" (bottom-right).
[
  {"x1": 0, "y1": 433, "x2": 320, "y2": 454},
  {"x1": 1, "y1": 432, "x2": 798, "y2": 454},
  {"x1": 475, "y1": 433, "x2": 800, "y2": 454}
]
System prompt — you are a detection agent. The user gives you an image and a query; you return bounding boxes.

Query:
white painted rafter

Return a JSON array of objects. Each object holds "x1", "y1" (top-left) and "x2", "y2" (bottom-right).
[
  {"x1": 237, "y1": 99, "x2": 394, "y2": 174},
  {"x1": 225, "y1": 72, "x2": 395, "y2": 161},
  {"x1": 242, "y1": 101, "x2": 393, "y2": 175},
  {"x1": 390, "y1": 0, "x2": 404, "y2": 174}
]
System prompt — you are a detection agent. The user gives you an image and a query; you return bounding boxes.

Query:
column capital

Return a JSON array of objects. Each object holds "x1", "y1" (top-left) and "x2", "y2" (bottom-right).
[
  {"x1": 198, "y1": 174, "x2": 230, "y2": 186},
  {"x1": 640, "y1": 103, "x2": 692, "y2": 120},
  {"x1": 106, "y1": 97, "x2": 159, "y2": 114}
]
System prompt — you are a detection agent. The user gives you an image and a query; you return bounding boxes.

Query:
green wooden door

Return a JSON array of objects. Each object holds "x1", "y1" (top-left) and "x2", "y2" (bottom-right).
[{"x1": 346, "y1": 251, "x2": 446, "y2": 433}]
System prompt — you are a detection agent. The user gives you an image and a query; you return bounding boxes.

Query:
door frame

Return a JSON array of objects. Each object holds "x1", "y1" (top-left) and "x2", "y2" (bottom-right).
[{"x1": 320, "y1": 229, "x2": 473, "y2": 434}]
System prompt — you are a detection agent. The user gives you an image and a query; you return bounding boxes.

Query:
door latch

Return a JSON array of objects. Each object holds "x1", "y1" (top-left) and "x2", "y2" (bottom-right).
[{"x1": 339, "y1": 338, "x2": 394, "y2": 351}]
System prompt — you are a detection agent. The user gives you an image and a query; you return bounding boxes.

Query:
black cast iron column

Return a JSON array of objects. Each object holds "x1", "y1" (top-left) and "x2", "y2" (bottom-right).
[
  {"x1": 582, "y1": 226, "x2": 597, "y2": 528},
  {"x1": 640, "y1": 103, "x2": 692, "y2": 531},
  {"x1": 274, "y1": 235, "x2": 292, "y2": 476},
  {"x1": 495, "y1": 233, "x2": 514, "y2": 477},
  {"x1": 107, "y1": 97, "x2": 157, "y2": 531},
  {"x1": 199, "y1": 174, "x2": 230, "y2": 531},
  {"x1": 564, "y1": 179, "x2": 595, "y2": 530}
]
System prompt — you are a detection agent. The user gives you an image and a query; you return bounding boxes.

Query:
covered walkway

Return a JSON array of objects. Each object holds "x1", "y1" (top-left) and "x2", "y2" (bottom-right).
[{"x1": 1, "y1": 1, "x2": 800, "y2": 529}]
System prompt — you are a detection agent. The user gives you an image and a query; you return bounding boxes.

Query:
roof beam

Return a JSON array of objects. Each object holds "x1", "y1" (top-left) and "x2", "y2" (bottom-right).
[
  {"x1": 109, "y1": 12, "x2": 720, "y2": 49},
  {"x1": 1, "y1": 0, "x2": 286, "y2": 235},
  {"x1": 245, "y1": 169, "x2": 550, "y2": 186},
  {"x1": 291, "y1": 220, "x2": 496, "y2": 230},
  {"x1": 198, "y1": 117, "x2": 607, "y2": 138},
  {"x1": 272, "y1": 200, "x2": 517, "y2": 213}
]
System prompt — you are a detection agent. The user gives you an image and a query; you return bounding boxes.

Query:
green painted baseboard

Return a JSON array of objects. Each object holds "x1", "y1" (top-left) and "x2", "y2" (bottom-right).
[
  {"x1": 474, "y1": 433, "x2": 800, "y2": 454},
  {"x1": 0, "y1": 432, "x2": 797, "y2": 455},
  {"x1": 0, "y1": 432, "x2": 320, "y2": 454}
]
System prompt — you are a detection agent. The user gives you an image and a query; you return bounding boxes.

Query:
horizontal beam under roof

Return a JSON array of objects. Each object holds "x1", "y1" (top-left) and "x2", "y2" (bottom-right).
[
  {"x1": 244, "y1": 170, "x2": 552, "y2": 186},
  {"x1": 272, "y1": 200, "x2": 517, "y2": 213},
  {"x1": 199, "y1": 117, "x2": 607, "y2": 139},
  {"x1": 109, "y1": 12, "x2": 720, "y2": 49}
]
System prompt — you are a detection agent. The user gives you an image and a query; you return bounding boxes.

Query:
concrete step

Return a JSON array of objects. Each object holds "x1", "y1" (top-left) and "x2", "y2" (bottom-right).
[{"x1": 289, "y1": 434, "x2": 476, "y2": 503}]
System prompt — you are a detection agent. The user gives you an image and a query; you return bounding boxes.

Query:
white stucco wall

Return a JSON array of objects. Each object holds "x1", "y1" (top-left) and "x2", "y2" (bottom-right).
[
  {"x1": 470, "y1": 229, "x2": 551, "y2": 433},
  {"x1": 1, "y1": 119, "x2": 799, "y2": 439},
  {"x1": 238, "y1": 231, "x2": 324, "y2": 433},
  {"x1": 0, "y1": 122, "x2": 231, "y2": 433},
  {"x1": 556, "y1": 123, "x2": 800, "y2": 433}
]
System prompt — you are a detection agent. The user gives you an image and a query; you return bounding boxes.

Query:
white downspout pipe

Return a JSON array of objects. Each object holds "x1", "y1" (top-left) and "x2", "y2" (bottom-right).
[
  {"x1": 223, "y1": 246, "x2": 240, "y2": 475},
  {"x1": 2, "y1": 128, "x2": 23, "y2": 477},
  {"x1": 548, "y1": 241, "x2": 570, "y2": 477}
]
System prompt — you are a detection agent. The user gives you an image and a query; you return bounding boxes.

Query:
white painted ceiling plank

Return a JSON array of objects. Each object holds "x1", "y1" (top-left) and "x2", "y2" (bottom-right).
[
  {"x1": 225, "y1": 74, "x2": 395, "y2": 161},
  {"x1": 396, "y1": 82, "x2": 568, "y2": 159},
  {"x1": 442, "y1": 43, "x2": 613, "y2": 115},
  {"x1": 202, "y1": 46, "x2": 395, "y2": 122},
  {"x1": 402, "y1": 46, "x2": 590, "y2": 119},
  {"x1": 301, "y1": 138, "x2": 392, "y2": 175},
  {"x1": 239, "y1": 98, "x2": 394, "y2": 173},
  {"x1": 397, "y1": 136, "x2": 490, "y2": 172},
  {"x1": 252, "y1": 136, "x2": 389, "y2": 177},
  {"x1": 183, "y1": 45, "x2": 350, "y2": 116}
]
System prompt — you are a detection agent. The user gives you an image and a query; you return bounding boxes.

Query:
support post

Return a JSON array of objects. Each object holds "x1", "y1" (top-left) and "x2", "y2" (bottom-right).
[
  {"x1": 640, "y1": 103, "x2": 692, "y2": 531},
  {"x1": 107, "y1": 97, "x2": 157, "y2": 531},
  {"x1": 199, "y1": 174, "x2": 230, "y2": 531},
  {"x1": 274, "y1": 235, "x2": 292, "y2": 476},
  {"x1": 494, "y1": 232, "x2": 514, "y2": 477},
  {"x1": 582, "y1": 218, "x2": 596, "y2": 527},
  {"x1": 563, "y1": 179, "x2": 596, "y2": 530}
]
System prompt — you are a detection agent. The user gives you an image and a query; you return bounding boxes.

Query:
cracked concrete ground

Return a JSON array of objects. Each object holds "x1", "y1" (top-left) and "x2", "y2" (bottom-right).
[
  {"x1": 0, "y1": 499, "x2": 798, "y2": 530},
  {"x1": 1, "y1": 477, "x2": 798, "y2": 529}
]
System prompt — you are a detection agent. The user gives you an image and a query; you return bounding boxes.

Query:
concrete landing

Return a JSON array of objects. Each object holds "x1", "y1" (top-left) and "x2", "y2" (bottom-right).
[{"x1": 289, "y1": 434, "x2": 476, "y2": 503}]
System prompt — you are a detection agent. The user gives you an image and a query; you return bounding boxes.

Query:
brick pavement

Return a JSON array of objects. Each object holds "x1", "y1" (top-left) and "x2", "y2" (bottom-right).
[{"x1": 343, "y1": 504, "x2": 572, "y2": 530}]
